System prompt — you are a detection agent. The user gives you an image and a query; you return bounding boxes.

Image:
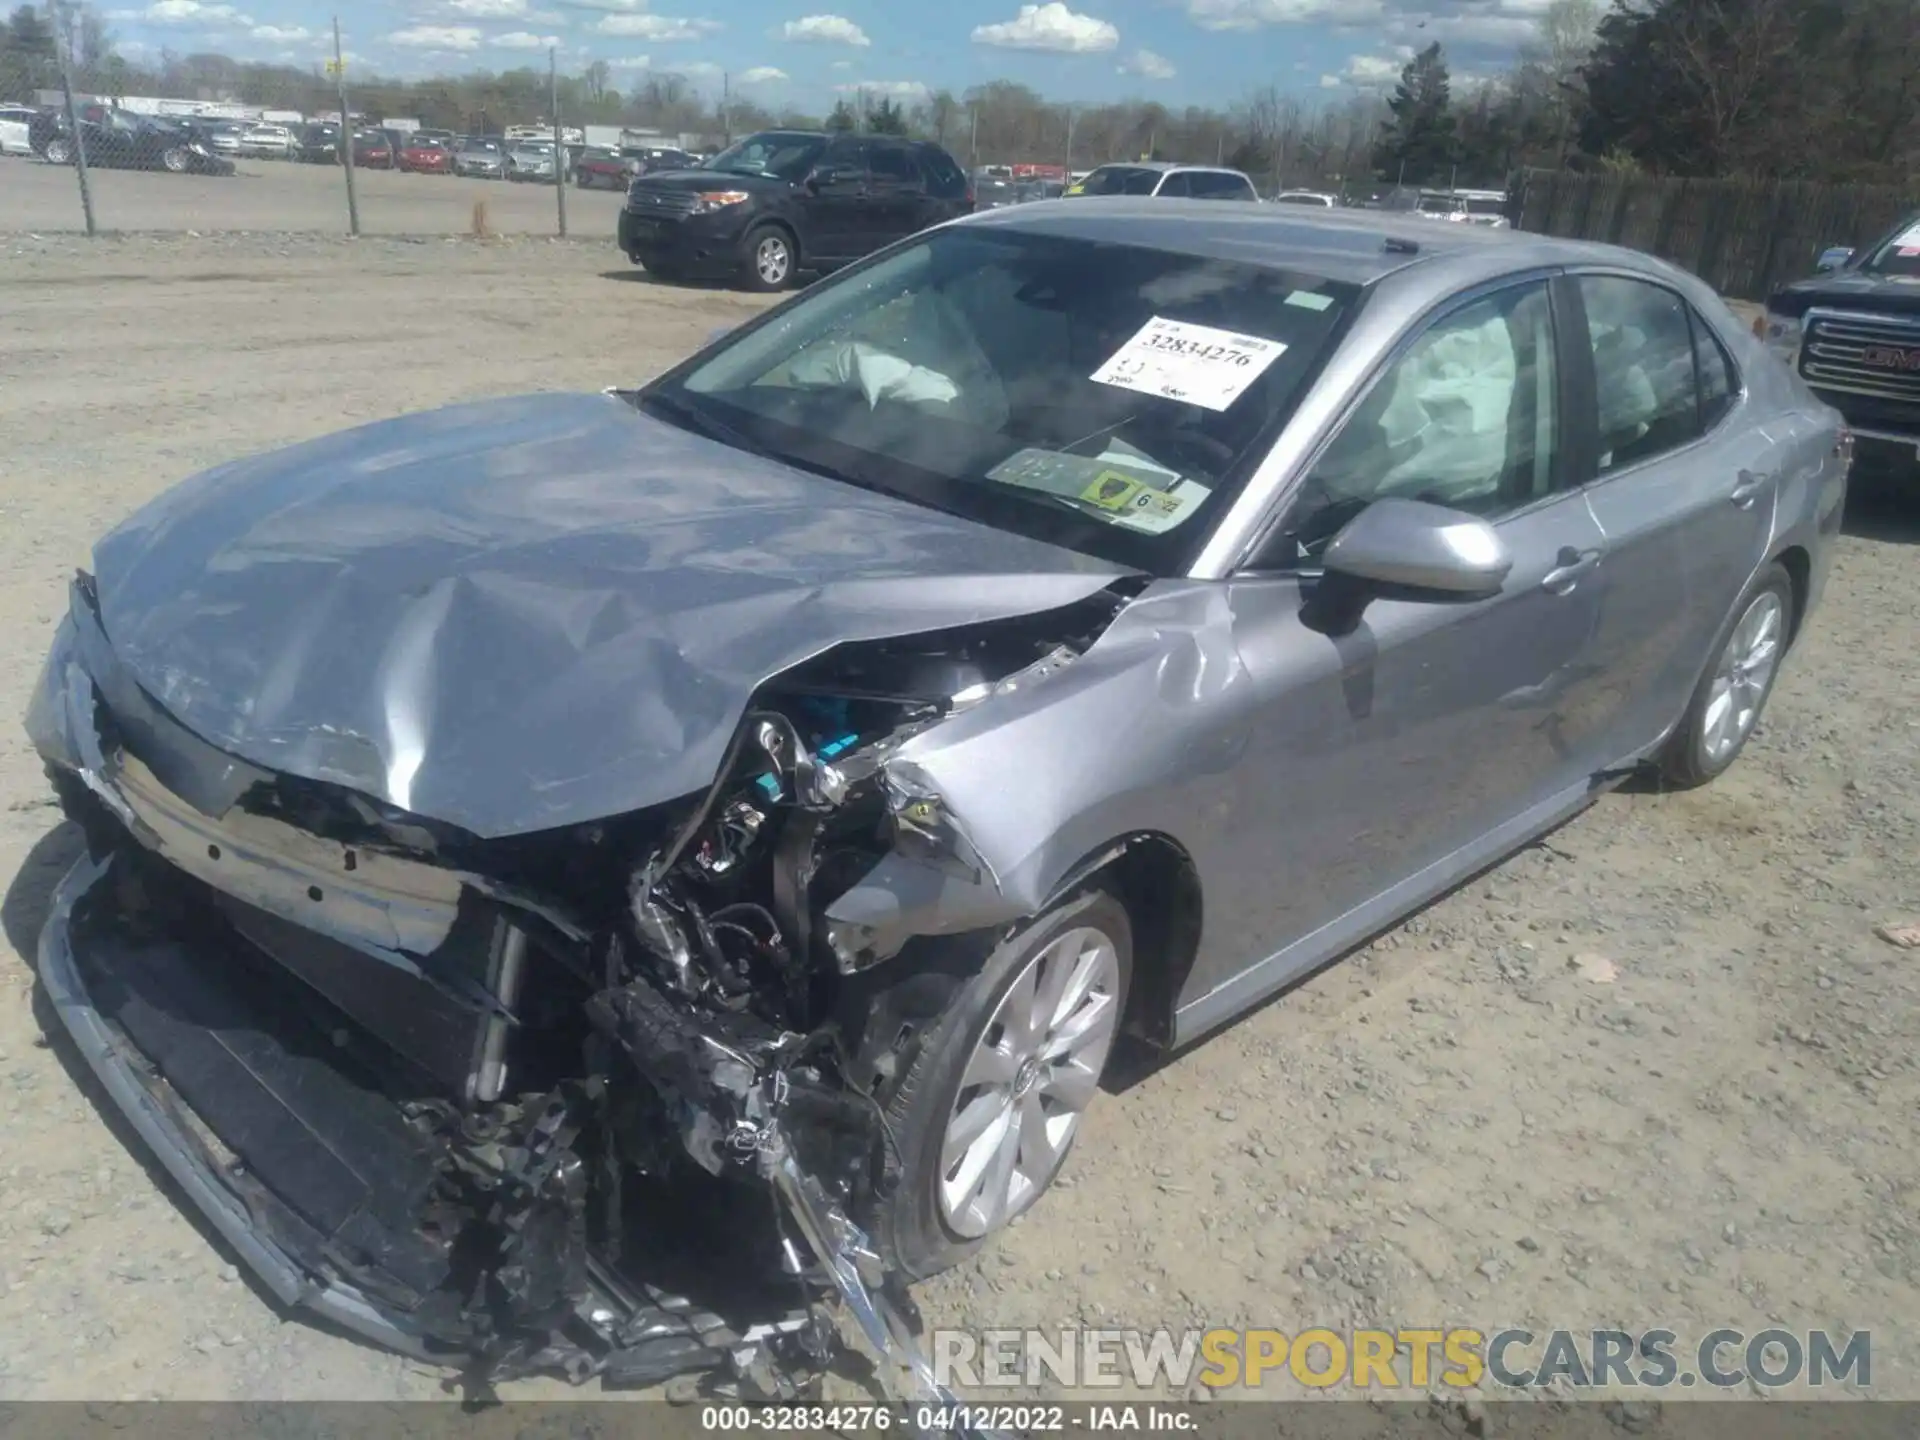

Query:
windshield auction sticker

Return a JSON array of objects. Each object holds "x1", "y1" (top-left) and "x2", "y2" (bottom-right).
[
  {"x1": 987, "y1": 448, "x2": 1211, "y2": 534},
  {"x1": 1090, "y1": 316, "x2": 1287, "y2": 412}
]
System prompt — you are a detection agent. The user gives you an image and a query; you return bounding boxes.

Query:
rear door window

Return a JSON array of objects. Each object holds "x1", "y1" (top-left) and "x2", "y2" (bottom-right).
[
  {"x1": 866, "y1": 142, "x2": 919, "y2": 186},
  {"x1": 915, "y1": 144, "x2": 968, "y2": 199},
  {"x1": 1189, "y1": 170, "x2": 1256, "y2": 201},
  {"x1": 1576, "y1": 275, "x2": 1702, "y2": 473},
  {"x1": 1692, "y1": 312, "x2": 1739, "y2": 430},
  {"x1": 1081, "y1": 166, "x2": 1159, "y2": 196},
  {"x1": 1155, "y1": 171, "x2": 1191, "y2": 198}
]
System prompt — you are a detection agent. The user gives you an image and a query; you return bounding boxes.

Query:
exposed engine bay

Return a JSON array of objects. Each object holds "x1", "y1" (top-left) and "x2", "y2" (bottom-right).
[{"x1": 32, "y1": 569, "x2": 1136, "y2": 1415}]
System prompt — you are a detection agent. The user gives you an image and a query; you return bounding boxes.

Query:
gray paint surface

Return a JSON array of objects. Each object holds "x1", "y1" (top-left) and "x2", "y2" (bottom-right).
[{"x1": 87, "y1": 392, "x2": 1122, "y2": 838}]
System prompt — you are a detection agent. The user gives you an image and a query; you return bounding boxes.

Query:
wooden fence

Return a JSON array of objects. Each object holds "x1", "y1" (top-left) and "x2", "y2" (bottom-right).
[{"x1": 1513, "y1": 169, "x2": 1920, "y2": 300}]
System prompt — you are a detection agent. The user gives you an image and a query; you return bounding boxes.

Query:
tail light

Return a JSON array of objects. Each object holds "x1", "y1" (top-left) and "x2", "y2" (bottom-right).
[{"x1": 964, "y1": 184, "x2": 975, "y2": 210}]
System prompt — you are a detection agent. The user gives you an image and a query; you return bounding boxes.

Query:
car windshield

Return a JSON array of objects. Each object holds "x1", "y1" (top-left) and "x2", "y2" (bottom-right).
[
  {"x1": 1860, "y1": 217, "x2": 1920, "y2": 278},
  {"x1": 642, "y1": 227, "x2": 1358, "y2": 574},
  {"x1": 1464, "y1": 197, "x2": 1505, "y2": 216},
  {"x1": 1078, "y1": 166, "x2": 1160, "y2": 196},
  {"x1": 1418, "y1": 195, "x2": 1461, "y2": 214},
  {"x1": 463, "y1": 140, "x2": 499, "y2": 153},
  {"x1": 703, "y1": 131, "x2": 826, "y2": 180}
]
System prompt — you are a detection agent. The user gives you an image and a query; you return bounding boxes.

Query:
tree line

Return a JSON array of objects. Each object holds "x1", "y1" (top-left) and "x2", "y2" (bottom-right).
[{"x1": 3, "y1": 0, "x2": 1915, "y2": 190}]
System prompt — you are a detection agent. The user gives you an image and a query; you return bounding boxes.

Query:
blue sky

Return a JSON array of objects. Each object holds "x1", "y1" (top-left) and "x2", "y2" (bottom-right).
[{"x1": 102, "y1": 0, "x2": 1553, "y2": 110}]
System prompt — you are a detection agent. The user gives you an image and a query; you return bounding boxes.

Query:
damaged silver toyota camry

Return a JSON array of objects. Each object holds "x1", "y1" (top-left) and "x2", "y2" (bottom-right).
[{"x1": 25, "y1": 200, "x2": 1847, "y2": 1400}]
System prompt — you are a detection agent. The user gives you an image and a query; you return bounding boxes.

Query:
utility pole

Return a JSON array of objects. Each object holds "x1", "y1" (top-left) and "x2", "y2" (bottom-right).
[
  {"x1": 549, "y1": 46, "x2": 567, "y2": 238},
  {"x1": 331, "y1": 17, "x2": 358, "y2": 236},
  {"x1": 1064, "y1": 104, "x2": 1077, "y2": 178},
  {"x1": 720, "y1": 70, "x2": 731, "y2": 145},
  {"x1": 968, "y1": 102, "x2": 978, "y2": 169},
  {"x1": 50, "y1": 0, "x2": 96, "y2": 236}
]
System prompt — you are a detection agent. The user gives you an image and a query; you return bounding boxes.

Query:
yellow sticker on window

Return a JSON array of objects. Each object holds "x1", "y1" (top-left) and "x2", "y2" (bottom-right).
[{"x1": 1080, "y1": 471, "x2": 1145, "y2": 510}]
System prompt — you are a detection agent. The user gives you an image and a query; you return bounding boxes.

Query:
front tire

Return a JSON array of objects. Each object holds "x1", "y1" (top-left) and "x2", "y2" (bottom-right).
[
  {"x1": 44, "y1": 136, "x2": 70, "y2": 165},
  {"x1": 869, "y1": 889, "x2": 1132, "y2": 1279},
  {"x1": 1659, "y1": 561, "x2": 1793, "y2": 787},
  {"x1": 740, "y1": 224, "x2": 795, "y2": 292},
  {"x1": 161, "y1": 145, "x2": 189, "y2": 173}
]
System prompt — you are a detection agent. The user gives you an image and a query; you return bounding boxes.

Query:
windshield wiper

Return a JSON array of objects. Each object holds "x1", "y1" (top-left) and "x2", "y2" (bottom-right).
[{"x1": 638, "y1": 390, "x2": 769, "y2": 455}]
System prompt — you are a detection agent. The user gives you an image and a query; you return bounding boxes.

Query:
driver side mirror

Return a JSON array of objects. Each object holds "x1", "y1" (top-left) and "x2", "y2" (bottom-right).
[
  {"x1": 1320, "y1": 497, "x2": 1512, "y2": 598},
  {"x1": 1814, "y1": 246, "x2": 1854, "y2": 274}
]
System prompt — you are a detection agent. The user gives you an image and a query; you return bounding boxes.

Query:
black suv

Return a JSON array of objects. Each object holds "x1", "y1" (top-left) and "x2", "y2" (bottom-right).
[{"x1": 618, "y1": 129, "x2": 973, "y2": 291}]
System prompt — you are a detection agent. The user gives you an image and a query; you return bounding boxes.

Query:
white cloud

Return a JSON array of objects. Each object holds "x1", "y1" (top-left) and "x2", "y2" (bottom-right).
[
  {"x1": 971, "y1": 2, "x2": 1117, "y2": 51},
  {"x1": 445, "y1": 0, "x2": 530, "y2": 14},
  {"x1": 1319, "y1": 47, "x2": 1412, "y2": 88},
  {"x1": 1187, "y1": 0, "x2": 1382, "y2": 28},
  {"x1": 737, "y1": 65, "x2": 788, "y2": 83},
  {"x1": 387, "y1": 24, "x2": 483, "y2": 48},
  {"x1": 110, "y1": 0, "x2": 250, "y2": 24},
  {"x1": 830, "y1": 58, "x2": 852, "y2": 69},
  {"x1": 249, "y1": 22, "x2": 311, "y2": 41},
  {"x1": 675, "y1": 60, "x2": 723, "y2": 76},
  {"x1": 490, "y1": 30, "x2": 559, "y2": 47},
  {"x1": 595, "y1": 13, "x2": 717, "y2": 39},
  {"x1": 834, "y1": 79, "x2": 929, "y2": 100},
  {"x1": 779, "y1": 13, "x2": 870, "y2": 45},
  {"x1": 605, "y1": 53, "x2": 652, "y2": 67},
  {"x1": 1117, "y1": 46, "x2": 1174, "y2": 78}
]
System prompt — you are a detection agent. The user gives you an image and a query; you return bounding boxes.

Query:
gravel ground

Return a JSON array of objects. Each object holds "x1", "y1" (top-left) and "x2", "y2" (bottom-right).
[
  {"x1": 1, "y1": 152, "x2": 625, "y2": 238},
  {"x1": 1, "y1": 234, "x2": 1917, "y2": 1406}
]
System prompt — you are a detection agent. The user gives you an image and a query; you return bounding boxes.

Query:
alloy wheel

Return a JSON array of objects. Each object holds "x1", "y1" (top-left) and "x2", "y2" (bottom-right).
[
  {"x1": 1701, "y1": 590, "x2": 1784, "y2": 763},
  {"x1": 755, "y1": 234, "x2": 792, "y2": 287},
  {"x1": 937, "y1": 925, "x2": 1121, "y2": 1239}
]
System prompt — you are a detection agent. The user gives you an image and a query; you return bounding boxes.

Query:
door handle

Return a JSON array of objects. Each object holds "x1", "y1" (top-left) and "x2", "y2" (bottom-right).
[
  {"x1": 1540, "y1": 546, "x2": 1602, "y2": 595},
  {"x1": 1730, "y1": 469, "x2": 1770, "y2": 508}
]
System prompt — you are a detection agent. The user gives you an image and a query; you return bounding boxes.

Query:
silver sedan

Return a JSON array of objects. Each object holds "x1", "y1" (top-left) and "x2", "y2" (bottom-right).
[{"x1": 24, "y1": 199, "x2": 1850, "y2": 1399}]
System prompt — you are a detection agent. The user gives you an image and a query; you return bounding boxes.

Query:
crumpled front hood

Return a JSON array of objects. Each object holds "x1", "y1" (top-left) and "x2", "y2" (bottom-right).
[{"x1": 88, "y1": 391, "x2": 1123, "y2": 838}]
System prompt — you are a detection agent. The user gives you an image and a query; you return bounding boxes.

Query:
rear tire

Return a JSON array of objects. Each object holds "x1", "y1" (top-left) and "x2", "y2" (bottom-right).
[
  {"x1": 44, "y1": 136, "x2": 70, "y2": 165},
  {"x1": 161, "y1": 146, "x2": 189, "y2": 174},
  {"x1": 1659, "y1": 561, "x2": 1793, "y2": 787}
]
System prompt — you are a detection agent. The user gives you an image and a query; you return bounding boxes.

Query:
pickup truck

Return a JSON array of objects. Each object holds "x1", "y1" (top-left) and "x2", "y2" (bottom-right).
[{"x1": 1758, "y1": 213, "x2": 1920, "y2": 474}]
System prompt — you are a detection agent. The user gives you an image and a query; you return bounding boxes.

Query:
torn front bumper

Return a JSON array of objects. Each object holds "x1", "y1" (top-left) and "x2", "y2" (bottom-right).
[
  {"x1": 38, "y1": 852, "x2": 441, "y2": 1359},
  {"x1": 35, "y1": 849, "x2": 821, "y2": 1388}
]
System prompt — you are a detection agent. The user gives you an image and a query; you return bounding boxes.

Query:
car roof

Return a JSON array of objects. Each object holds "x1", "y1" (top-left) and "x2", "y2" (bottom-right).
[
  {"x1": 956, "y1": 196, "x2": 1672, "y2": 288},
  {"x1": 1089, "y1": 161, "x2": 1243, "y2": 175}
]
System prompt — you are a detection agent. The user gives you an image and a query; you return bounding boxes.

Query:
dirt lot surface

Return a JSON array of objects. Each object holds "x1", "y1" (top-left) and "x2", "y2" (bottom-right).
[
  {"x1": 1, "y1": 152, "x2": 625, "y2": 238},
  {"x1": 1, "y1": 234, "x2": 1917, "y2": 1405}
]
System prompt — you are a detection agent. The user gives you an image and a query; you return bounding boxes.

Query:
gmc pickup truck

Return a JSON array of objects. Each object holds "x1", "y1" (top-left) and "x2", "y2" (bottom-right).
[{"x1": 1759, "y1": 212, "x2": 1920, "y2": 473}]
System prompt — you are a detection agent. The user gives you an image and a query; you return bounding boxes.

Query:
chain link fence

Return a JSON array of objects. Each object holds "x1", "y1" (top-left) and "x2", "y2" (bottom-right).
[{"x1": 1, "y1": 12, "x2": 691, "y2": 241}]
